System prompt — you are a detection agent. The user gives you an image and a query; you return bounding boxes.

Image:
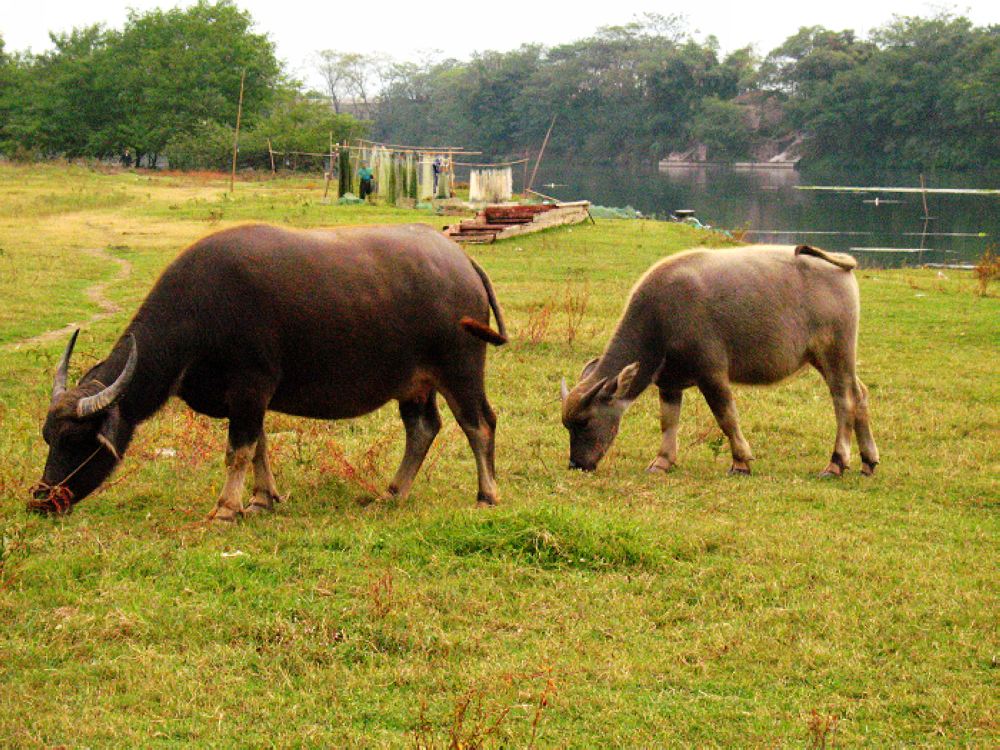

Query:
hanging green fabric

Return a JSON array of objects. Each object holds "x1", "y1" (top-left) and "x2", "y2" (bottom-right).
[
  {"x1": 377, "y1": 147, "x2": 392, "y2": 197},
  {"x1": 407, "y1": 153, "x2": 418, "y2": 200},
  {"x1": 386, "y1": 154, "x2": 397, "y2": 205},
  {"x1": 436, "y1": 162, "x2": 450, "y2": 199},
  {"x1": 396, "y1": 156, "x2": 406, "y2": 203},
  {"x1": 337, "y1": 147, "x2": 352, "y2": 198}
]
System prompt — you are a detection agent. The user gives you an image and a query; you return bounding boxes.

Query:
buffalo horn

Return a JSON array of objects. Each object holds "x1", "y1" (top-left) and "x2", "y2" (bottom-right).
[
  {"x1": 51, "y1": 329, "x2": 80, "y2": 402},
  {"x1": 560, "y1": 378, "x2": 569, "y2": 404},
  {"x1": 76, "y1": 335, "x2": 138, "y2": 418}
]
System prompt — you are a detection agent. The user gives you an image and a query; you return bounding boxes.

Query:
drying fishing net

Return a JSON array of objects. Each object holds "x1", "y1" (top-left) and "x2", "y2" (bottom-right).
[
  {"x1": 419, "y1": 156, "x2": 435, "y2": 201},
  {"x1": 589, "y1": 205, "x2": 642, "y2": 219},
  {"x1": 469, "y1": 167, "x2": 513, "y2": 203},
  {"x1": 376, "y1": 147, "x2": 392, "y2": 197},
  {"x1": 436, "y1": 160, "x2": 451, "y2": 200},
  {"x1": 406, "y1": 152, "x2": 418, "y2": 200}
]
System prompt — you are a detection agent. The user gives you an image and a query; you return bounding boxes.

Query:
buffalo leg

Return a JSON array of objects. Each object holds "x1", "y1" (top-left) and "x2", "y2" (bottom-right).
[
  {"x1": 441, "y1": 386, "x2": 498, "y2": 506},
  {"x1": 209, "y1": 386, "x2": 269, "y2": 522},
  {"x1": 647, "y1": 389, "x2": 683, "y2": 473},
  {"x1": 388, "y1": 393, "x2": 442, "y2": 499},
  {"x1": 698, "y1": 376, "x2": 754, "y2": 475},
  {"x1": 811, "y1": 353, "x2": 857, "y2": 477},
  {"x1": 245, "y1": 431, "x2": 282, "y2": 513},
  {"x1": 824, "y1": 376, "x2": 855, "y2": 477},
  {"x1": 853, "y1": 378, "x2": 879, "y2": 475},
  {"x1": 208, "y1": 440, "x2": 256, "y2": 522}
]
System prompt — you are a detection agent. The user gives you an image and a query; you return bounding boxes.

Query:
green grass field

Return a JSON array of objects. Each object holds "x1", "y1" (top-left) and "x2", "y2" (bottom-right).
[{"x1": 1, "y1": 163, "x2": 997, "y2": 747}]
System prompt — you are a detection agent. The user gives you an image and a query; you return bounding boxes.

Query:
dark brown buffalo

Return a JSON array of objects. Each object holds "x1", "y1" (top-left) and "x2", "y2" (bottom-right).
[{"x1": 32, "y1": 223, "x2": 507, "y2": 519}]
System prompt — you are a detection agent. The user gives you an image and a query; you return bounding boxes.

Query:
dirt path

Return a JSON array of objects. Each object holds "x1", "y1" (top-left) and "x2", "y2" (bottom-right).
[{"x1": 5, "y1": 247, "x2": 133, "y2": 350}]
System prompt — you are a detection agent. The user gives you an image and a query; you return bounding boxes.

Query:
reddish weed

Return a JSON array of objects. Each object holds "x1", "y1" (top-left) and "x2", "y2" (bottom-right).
[
  {"x1": 807, "y1": 709, "x2": 839, "y2": 749},
  {"x1": 564, "y1": 283, "x2": 590, "y2": 345},
  {"x1": 974, "y1": 245, "x2": 1000, "y2": 297},
  {"x1": 411, "y1": 669, "x2": 556, "y2": 750},
  {"x1": 367, "y1": 571, "x2": 394, "y2": 620},
  {"x1": 318, "y1": 440, "x2": 383, "y2": 496},
  {"x1": 524, "y1": 301, "x2": 554, "y2": 344},
  {"x1": 412, "y1": 688, "x2": 511, "y2": 750}
]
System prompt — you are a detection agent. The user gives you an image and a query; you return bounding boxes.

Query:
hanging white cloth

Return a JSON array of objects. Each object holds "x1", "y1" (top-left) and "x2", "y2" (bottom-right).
[
  {"x1": 469, "y1": 167, "x2": 513, "y2": 203},
  {"x1": 419, "y1": 154, "x2": 435, "y2": 200}
]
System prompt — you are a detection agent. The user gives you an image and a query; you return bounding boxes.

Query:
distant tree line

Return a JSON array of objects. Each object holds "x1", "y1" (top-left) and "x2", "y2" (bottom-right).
[
  {"x1": 369, "y1": 13, "x2": 998, "y2": 170},
  {"x1": 1, "y1": 7, "x2": 996, "y2": 171},
  {"x1": 0, "y1": 0, "x2": 365, "y2": 170}
]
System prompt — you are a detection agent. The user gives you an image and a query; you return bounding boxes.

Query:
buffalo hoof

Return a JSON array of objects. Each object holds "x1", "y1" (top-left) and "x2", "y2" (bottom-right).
[
  {"x1": 728, "y1": 462, "x2": 751, "y2": 476},
  {"x1": 819, "y1": 462, "x2": 845, "y2": 478},
  {"x1": 861, "y1": 461, "x2": 877, "y2": 477},
  {"x1": 207, "y1": 504, "x2": 243, "y2": 523},
  {"x1": 646, "y1": 457, "x2": 676, "y2": 475},
  {"x1": 476, "y1": 492, "x2": 497, "y2": 507},
  {"x1": 243, "y1": 501, "x2": 270, "y2": 515},
  {"x1": 245, "y1": 490, "x2": 282, "y2": 514}
]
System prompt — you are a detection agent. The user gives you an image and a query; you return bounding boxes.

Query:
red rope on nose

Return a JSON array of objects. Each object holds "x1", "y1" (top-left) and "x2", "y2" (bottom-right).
[{"x1": 28, "y1": 446, "x2": 103, "y2": 514}]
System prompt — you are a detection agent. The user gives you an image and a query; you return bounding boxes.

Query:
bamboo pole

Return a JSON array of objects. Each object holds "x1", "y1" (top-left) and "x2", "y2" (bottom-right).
[
  {"x1": 358, "y1": 138, "x2": 468, "y2": 152},
  {"x1": 350, "y1": 137, "x2": 361, "y2": 195},
  {"x1": 526, "y1": 115, "x2": 556, "y2": 195},
  {"x1": 522, "y1": 149, "x2": 530, "y2": 196},
  {"x1": 525, "y1": 187, "x2": 560, "y2": 202},
  {"x1": 265, "y1": 149, "x2": 333, "y2": 158},
  {"x1": 919, "y1": 173, "x2": 933, "y2": 220},
  {"x1": 229, "y1": 69, "x2": 246, "y2": 194},
  {"x1": 453, "y1": 158, "x2": 530, "y2": 168},
  {"x1": 267, "y1": 138, "x2": 276, "y2": 174},
  {"x1": 323, "y1": 132, "x2": 333, "y2": 201}
]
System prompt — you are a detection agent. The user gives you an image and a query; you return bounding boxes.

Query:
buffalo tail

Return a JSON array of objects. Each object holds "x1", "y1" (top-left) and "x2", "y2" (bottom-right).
[
  {"x1": 795, "y1": 244, "x2": 857, "y2": 271},
  {"x1": 461, "y1": 316, "x2": 507, "y2": 345},
  {"x1": 462, "y1": 256, "x2": 508, "y2": 345}
]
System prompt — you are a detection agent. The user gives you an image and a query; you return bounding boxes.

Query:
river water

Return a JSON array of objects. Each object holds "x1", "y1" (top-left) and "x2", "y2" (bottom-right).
[{"x1": 530, "y1": 164, "x2": 999, "y2": 267}]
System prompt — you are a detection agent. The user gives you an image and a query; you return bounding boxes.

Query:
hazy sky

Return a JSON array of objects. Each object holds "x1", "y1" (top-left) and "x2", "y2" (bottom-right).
[{"x1": 4, "y1": 0, "x2": 996, "y2": 89}]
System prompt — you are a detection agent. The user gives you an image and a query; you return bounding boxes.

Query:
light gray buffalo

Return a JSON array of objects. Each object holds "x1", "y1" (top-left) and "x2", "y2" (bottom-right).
[{"x1": 560, "y1": 244, "x2": 879, "y2": 477}]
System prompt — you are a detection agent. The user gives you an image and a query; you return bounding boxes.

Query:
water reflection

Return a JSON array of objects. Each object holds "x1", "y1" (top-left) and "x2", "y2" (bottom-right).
[
  {"x1": 533, "y1": 164, "x2": 998, "y2": 267},
  {"x1": 659, "y1": 164, "x2": 802, "y2": 190}
]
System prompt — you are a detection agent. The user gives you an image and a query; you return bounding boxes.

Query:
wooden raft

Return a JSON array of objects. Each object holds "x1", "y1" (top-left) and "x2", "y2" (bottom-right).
[{"x1": 443, "y1": 202, "x2": 590, "y2": 243}]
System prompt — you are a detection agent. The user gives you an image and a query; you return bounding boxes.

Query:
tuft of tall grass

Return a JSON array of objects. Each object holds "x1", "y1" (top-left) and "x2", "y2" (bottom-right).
[
  {"x1": 973, "y1": 245, "x2": 1000, "y2": 297},
  {"x1": 393, "y1": 505, "x2": 707, "y2": 571}
]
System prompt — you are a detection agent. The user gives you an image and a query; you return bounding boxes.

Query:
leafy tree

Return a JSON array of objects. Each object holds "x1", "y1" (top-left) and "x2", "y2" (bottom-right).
[
  {"x1": 5, "y1": 25, "x2": 118, "y2": 157},
  {"x1": 110, "y1": 0, "x2": 281, "y2": 165},
  {"x1": 691, "y1": 96, "x2": 754, "y2": 160},
  {"x1": 0, "y1": 0, "x2": 281, "y2": 164},
  {"x1": 164, "y1": 92, "x2": 364, "y2": 171},
  {"x1": 0, "y1": 36, "x2": 13, "y2": 147},
  {"x1": 761, "y1": 26, "x2": 872, "y2": 97},
  {"x1": 776, "y1": 14, "x2": 1000, "y2": 169}
]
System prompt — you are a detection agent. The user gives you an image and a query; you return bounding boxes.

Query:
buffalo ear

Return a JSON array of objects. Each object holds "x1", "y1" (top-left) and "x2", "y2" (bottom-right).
[
  {"x1": 580, "y1": 357, "x2": 600, "y2": 380},
  {"x1": 577, "y1": 377, "x2": 609, "y2": 410},
  {"x1": 601, "y1": 362, "x2": 641, "y2": 401},
  {"x1": 96, "y1": 406, "x2": 124, "y2": 461}
]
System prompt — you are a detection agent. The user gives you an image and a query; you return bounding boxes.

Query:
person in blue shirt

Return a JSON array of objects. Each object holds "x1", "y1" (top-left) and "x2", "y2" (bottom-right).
[{"x1": 358, "y1": 163, "x2": 374, "y2": 201}]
